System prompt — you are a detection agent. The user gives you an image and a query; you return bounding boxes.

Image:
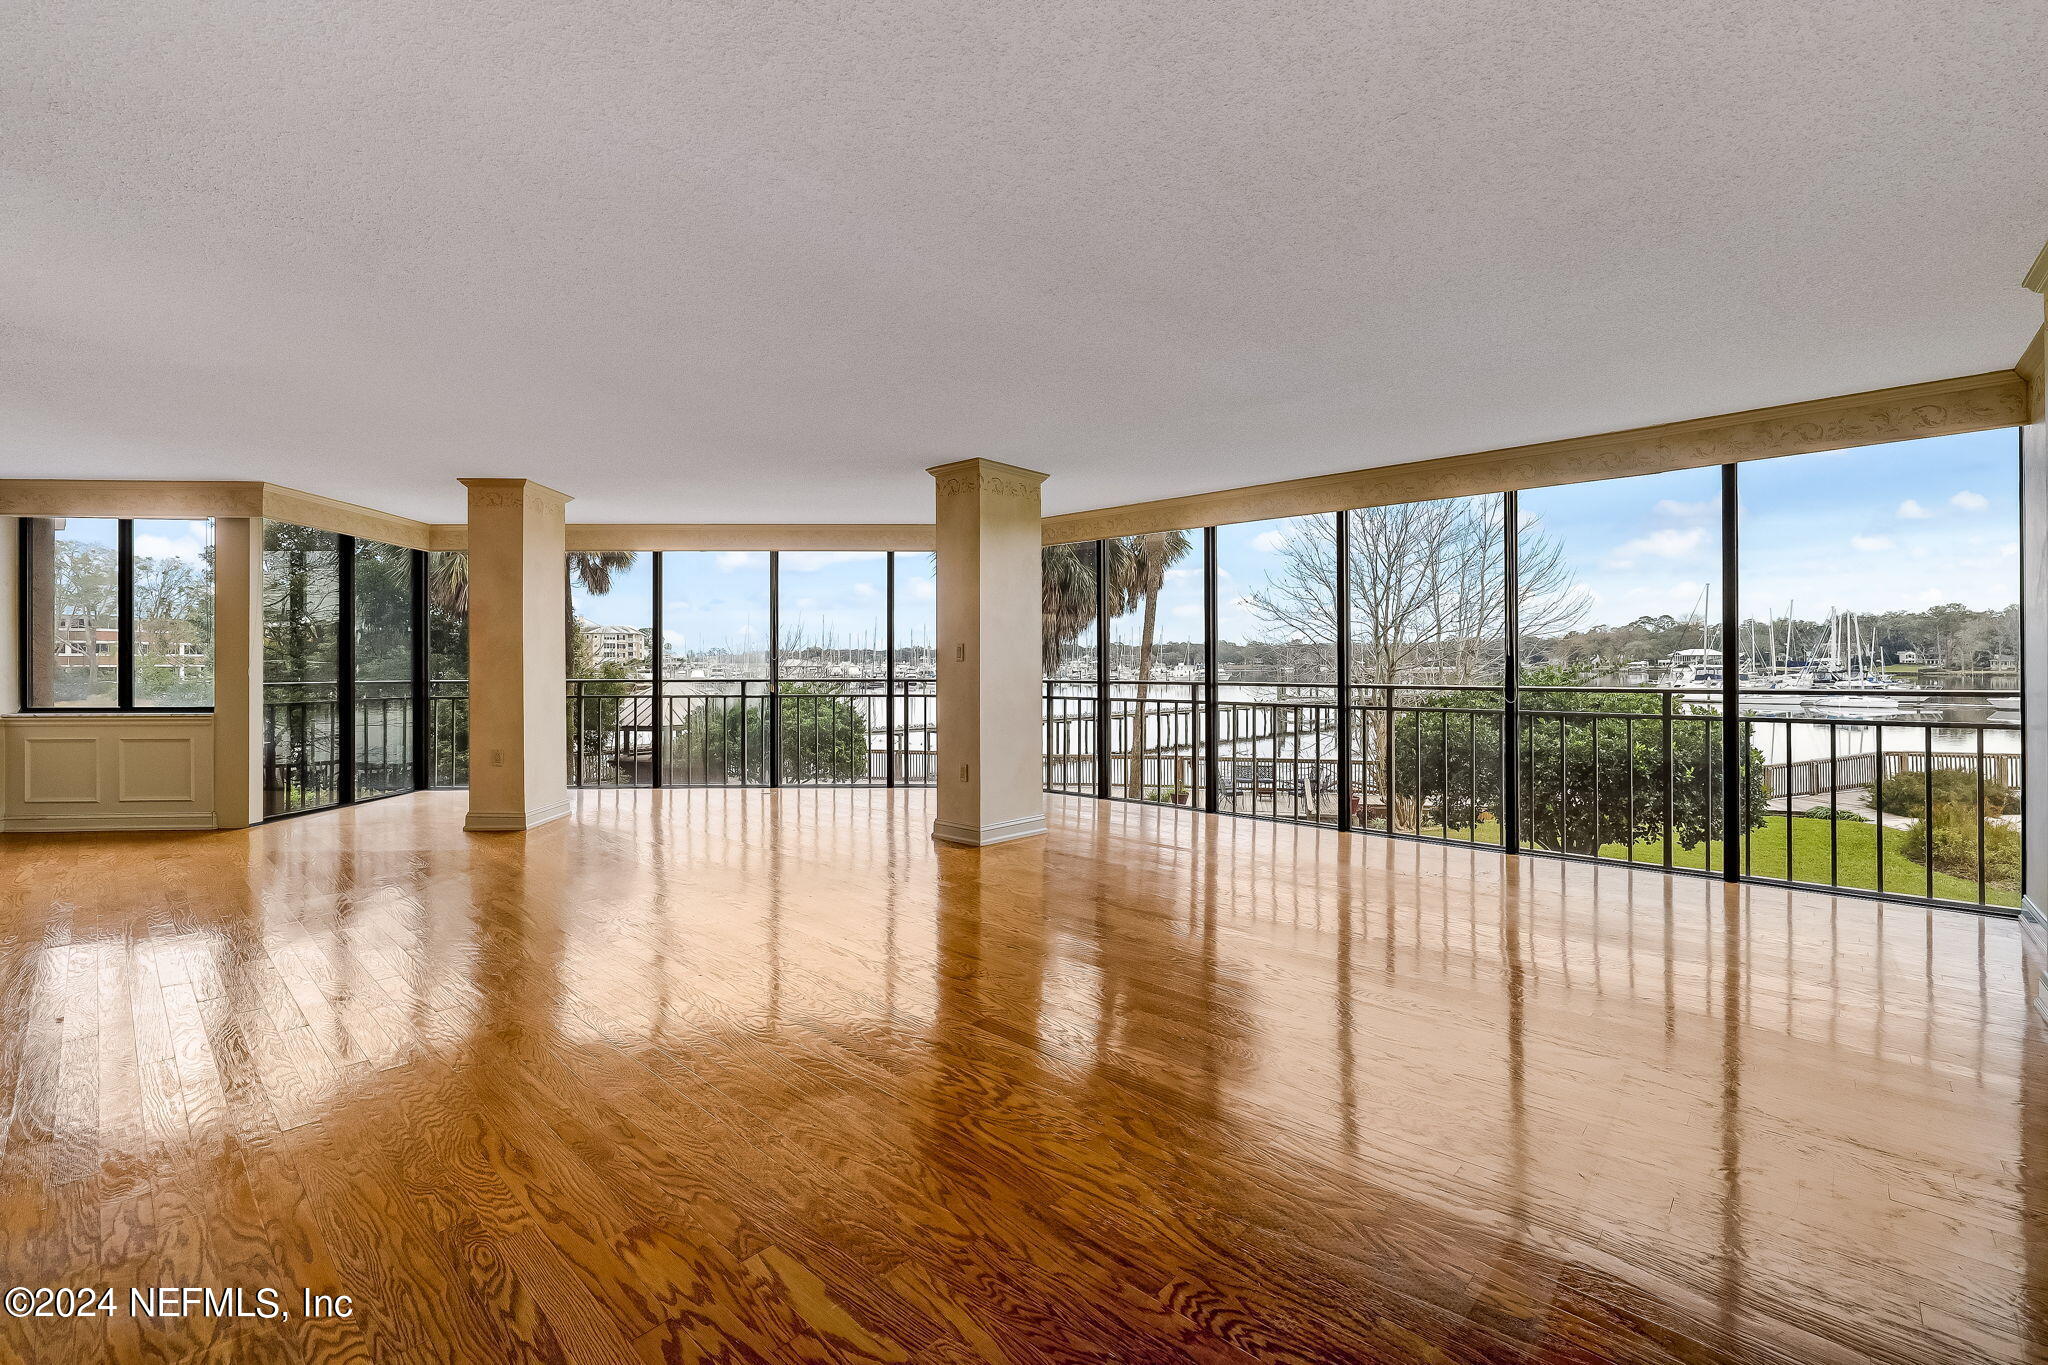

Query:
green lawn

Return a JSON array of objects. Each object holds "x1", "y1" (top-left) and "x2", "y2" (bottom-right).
[{"x1": 1404, "y1": 812, "x2": 2014, "y2": 908}]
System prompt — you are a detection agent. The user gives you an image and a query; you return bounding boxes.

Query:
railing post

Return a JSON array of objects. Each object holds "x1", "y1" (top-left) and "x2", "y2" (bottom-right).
[
  {"x1": 1095, "y1": 539, "x2": 1111, "y2": 801},
  {"x1": 1203, "y1": 527, "x2": 1219, "y2": 814},
  {"x1": 410, "y1": 549, "x2": 429, "y2": 791},
  {"x1": 337, "y1": 534, "x2": 357, "y2": 808},
  {"x1": 1501, "y1": 490, "x2": 1521, "y2": 853},
  {"x1": 768, "y1": 551, "x2": 782, "y2": 788},
  {"x1": 885, "y1": 552, "x2": 898, "y2": 788},
  {"x1": 1661, "y1": 687, "x2": 1675, "y2": 871},
  {"x1": 650, "y1": 551, "x2": 665, "y2": 789},
  {"x1": 1335, "y1": 510, "x2": 1353, "y2": 832},
  {"x1": 1719, "y1": 462, "x2": 1742, "y2": 881}
]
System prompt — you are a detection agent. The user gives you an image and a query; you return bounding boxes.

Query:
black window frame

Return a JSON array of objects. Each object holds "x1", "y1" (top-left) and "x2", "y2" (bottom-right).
[{"x1": 15, "y1": 515, "x2": 215, "y2": 715}]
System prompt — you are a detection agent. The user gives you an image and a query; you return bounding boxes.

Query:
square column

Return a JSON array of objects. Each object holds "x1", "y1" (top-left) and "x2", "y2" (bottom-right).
[
  {"x1": 929, "y1": 459, "x2": 1048, "y2": 846},
  {"x1": 462, "y1": 478, "x2": 572, "y2": 832},
  {"x1": 209, "y1": 517, "x2": 264, "y2": 829}
]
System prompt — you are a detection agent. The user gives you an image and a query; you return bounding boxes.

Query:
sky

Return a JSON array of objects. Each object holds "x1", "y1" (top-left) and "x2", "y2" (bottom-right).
[
  {"x1": 572, "y1": 549, "x2": 937, "y2": 658},
  {"x1": 572, "y1": 429, "x2": 2023, "y2": 652}
]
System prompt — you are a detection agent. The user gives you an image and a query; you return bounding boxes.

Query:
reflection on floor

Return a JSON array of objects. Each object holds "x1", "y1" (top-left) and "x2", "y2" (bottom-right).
[{"x1": 0, "y1": 788, "x2": 2042, "y2": 1363}]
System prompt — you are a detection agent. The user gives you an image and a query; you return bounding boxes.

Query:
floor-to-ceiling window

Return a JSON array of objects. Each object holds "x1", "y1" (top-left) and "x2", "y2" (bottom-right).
[
  {"x1": 778, "y1": 551, "x2": 889, "y2": 785},
  {"x1": 262, "y1": 525, "x2": 344, "y2": 816},
  {"x1": 427, "y1": 550, "x2": 469, "y2": 787},
  {"x1": 261, "y1": 524, "x2": 428, "y2": 818},
  {"x1": 1516, "y1": 466, "x2": 1728, "y2": 867},
  {"x1": 1214, "y1": 515, "x2": 1339, "y2": 824},
  {"x1": 660, "y1": 550, "x2": 770, "y2": 785},
  {"x1": 1042, "y1": 540, "x2": 1101, "y2": 795},
  {"x1": 1347, "y1": 494, "x2": 1508, "y2": 843},
  {"x1": 892, "y1": 552, "x2": 937, "y2": 784},
  {"x1": 1735, "y1": 431, "x2": 2023, "y2": 907},
  {"x1": 1034, "y1": 431, "x2": 2025, "y2": 914},
  {"x1": 1105, "y1": 532, "x2": 1206, "y2": 808},
  {"x1": 568, "y1": 551, "x2": 653, "y2": 788}
]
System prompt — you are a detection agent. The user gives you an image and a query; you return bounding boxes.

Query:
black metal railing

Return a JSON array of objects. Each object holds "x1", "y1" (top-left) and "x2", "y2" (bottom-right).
[
  {"x1": 263, "y1": 677, "x2": 423, "y2": 816},
  {"x1": 428, "y1": 679, "x2": 469, "y2": 788},
  {"x1": 1041, "y1": 679, "x2": 2024, "y2": 912},
  {"x1": 564, "y1": 677, "x2": 939, "y2": 791}
]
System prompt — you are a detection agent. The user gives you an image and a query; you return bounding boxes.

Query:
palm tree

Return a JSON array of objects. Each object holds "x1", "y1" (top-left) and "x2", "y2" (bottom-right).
[
  {"x1": 1041, "y1": 534, "x2": 1195, "y2": 798},
  {"x1": 424, "y1": 549, "x2": 641, "y2": 675},
  {"x1": 1109, "y1": 533, "x2": 1192, "y2": 797}
]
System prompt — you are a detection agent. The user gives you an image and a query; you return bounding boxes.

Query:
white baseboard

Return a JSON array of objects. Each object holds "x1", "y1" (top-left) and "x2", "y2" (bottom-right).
[
  {"x1": 932, "y1": 814, "x2": 1047, "y2": 847},
  {"x1": 464, "y1": 800, "x2": 572, "y2": 832},
  {"x1": 1, "y1": 811, "x2": 217, "y2": 833}
]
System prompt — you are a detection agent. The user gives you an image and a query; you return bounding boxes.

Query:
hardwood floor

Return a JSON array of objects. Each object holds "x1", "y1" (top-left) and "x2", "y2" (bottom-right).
[{"x1": 1, "y1": 788, "x2": 2044, "y2": 1363}]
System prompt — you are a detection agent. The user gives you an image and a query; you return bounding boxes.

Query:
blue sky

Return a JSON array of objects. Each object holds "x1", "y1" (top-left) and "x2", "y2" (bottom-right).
[
  {"x1": 571, "y1": 430, "x2": 2022, "y2": 649},
  {"x1": 573, "y1": 549, "x2": 937, "y2": 657},
  {"x1": 1521, "y1": 428, "x2": 2020, "y2": 630}
]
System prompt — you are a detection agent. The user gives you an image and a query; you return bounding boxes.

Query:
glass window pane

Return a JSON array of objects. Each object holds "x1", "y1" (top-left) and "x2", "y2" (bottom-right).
[
  {"x1": 1041, "y1": 542, "x2": 1100, "y2": 795},
  {"x1": 776, "y1": 551, "x2": 887, "y2": 786},
  {"x1": 1516, "y1": 468, "x2": 1723, "y2": 864},
  {"x1": 131, "y1": 519, "x2": 215, "y2": 708},
  {"x1": 893, "y1": 552, "x2": 936, "y2": 785},
  {"x1": 262, "y1": 524, "x2": 343, "y2": 816},
  {"x1": 1105, "y1": 532, "x2": 1204, "y2": 806},
  {"x1": 426, "y1": 551, "x2": 469, "y2": 788},
  {"x1": 1041, "y1": 542, "x2": 1099, "y2": 679},
  {"x1": 1347, "y1": 496, "x2": 1507, "y2": 843},
  {"x1": 353, "y1": 541, "x2": 415, "y2": 799},
  {"x1": 569, "y1": 551, "x2": 653, "y2": 788},
  {"x1": 23, "y1": 517, "x2": 119, "y2": 707},
  {"x1": 1737, "y1": 430, "x2": 2023, "y2": 907},
  {"x1": 1214, "y1": 515, "x2": 1338, "y2": 825},
  {"x1": 661, "y1": 550, "x2": 769, "y2": 785}
]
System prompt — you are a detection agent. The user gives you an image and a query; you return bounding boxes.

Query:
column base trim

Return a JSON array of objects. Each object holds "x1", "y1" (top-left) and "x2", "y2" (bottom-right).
[
  {"x1": 932, "y1": 814, "x2": 1047, "y2": 847},
  {"x1": 465, "y1": 800, "x2": 572, "y2": 832}
]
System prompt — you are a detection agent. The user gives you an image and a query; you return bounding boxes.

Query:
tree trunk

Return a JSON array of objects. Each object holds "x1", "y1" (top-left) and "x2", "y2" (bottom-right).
[{"x1": 1126, "y1": 583, "x2": 1160, "y2": 798}]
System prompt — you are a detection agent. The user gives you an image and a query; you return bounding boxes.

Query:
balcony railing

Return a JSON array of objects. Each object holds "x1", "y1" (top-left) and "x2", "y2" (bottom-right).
[
  {"x1": 261, "y1": 678, "x2": 426, "y2": 817},
  {"x1": 1043, "y1": 680, "x2": 2025, "y2": 912},
  {"x1": 564, "y1": 677, "x2": 937, "y2": 790}
]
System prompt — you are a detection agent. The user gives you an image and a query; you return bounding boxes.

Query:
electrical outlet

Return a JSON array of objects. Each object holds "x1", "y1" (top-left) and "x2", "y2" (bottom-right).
[
  {"x1": 959, "y1": 763, "x2": 970, "y2": 783},
  {"x1": 955, "y1": 643, "x2": 966, "y2": 662},
  {"x1": 490, "y1": 749, "x2": 504, "y2": 767}
]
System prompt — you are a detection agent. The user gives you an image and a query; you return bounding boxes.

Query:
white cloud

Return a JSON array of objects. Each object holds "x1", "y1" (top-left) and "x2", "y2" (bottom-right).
[
  {"x1": 1170, "y1": 603, "x2": 1201, "y2": 618},
  {"x1": 781, "y1": 551, "x2": 886, "y2": 571},
  {"x1": 2001, "y1": 542, "x2": 2020, "y2": 557},
  {"x1": 850, "y1": 582, "x2": 878, "y2": 599},
  {"x1": 1250, "y1": 529, "x2": 1291, "y2": 553},
  {"x1": 1604, "y1": 527, "x2": 1703, "y2": 568},
  {"x1": 1950, "y1": 490, "x2": 1989, "y2": 511},
  {"x1": 715, "y1": 551, "x2": 764, "y2": 571},
  {"x1": 910, "y1": 579, "x2": 936, "y2": 601},
  {"x1": 1850, "y1": 535, "x2": 1893, "y2": 552},
  {"x1": 1652, "y1": 498, "x2": 1716, "y2": 519},
  {"x1": 134, "y1": 532, "x2": 207, "y2": 561},
  {"x1": 1896, "y1": 499, "x2": 1932, "y2": 519}
]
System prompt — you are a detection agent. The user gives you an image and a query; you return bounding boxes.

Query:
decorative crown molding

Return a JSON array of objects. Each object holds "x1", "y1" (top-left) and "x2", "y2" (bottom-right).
[{"x1": 2023, "y1": 239, "x2": 2048, "y2": 295}]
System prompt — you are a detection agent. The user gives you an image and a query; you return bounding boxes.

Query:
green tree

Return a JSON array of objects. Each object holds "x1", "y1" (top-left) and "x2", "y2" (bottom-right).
[
  {"x1": 1389, "y1": 666, "x2": 1770, "y2": 854},
  {"x1": 666, "y1": 683, "x2": 870, "y2": 784}
]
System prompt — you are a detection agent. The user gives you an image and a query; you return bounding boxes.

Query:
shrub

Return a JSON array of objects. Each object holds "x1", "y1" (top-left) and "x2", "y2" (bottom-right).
[
  {"x1": 1870, "y1": 768, "x2": 2018, "y2": 822},
  {"x1": 1797, "y1": 805, "x2": 1866, "y2": 822},
  {"x1": 1897, "y1": 816, "x2": 2023, "y2": 887}
]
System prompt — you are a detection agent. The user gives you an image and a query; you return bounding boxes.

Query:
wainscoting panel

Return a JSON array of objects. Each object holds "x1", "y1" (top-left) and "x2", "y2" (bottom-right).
[{"x1": 2, "y1": 714, "x2": 216, "y2": 832}]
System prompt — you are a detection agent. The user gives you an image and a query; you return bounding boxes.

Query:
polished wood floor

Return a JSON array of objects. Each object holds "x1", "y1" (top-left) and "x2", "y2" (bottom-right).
[{"x1": 2, "y1": 789, "x2": 2045, "y2": 1363}]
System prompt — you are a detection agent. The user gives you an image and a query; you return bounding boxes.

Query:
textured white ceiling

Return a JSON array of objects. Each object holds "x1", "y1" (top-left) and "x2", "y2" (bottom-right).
[{"x1": 4, "y1": 2, "x2": 2044, "y2": 524}]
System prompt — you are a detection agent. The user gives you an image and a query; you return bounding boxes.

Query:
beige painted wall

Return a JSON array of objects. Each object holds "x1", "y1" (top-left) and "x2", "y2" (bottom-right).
[
  {"x1": 211, "y1": 518, "x2": 264, "y2": 830},
  {"x1": 0, "y1": 713, "x2": 216, "y2": 832},
  {"x1": 931, "y1": 460, "x2": 1048, "y2": 846}
]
